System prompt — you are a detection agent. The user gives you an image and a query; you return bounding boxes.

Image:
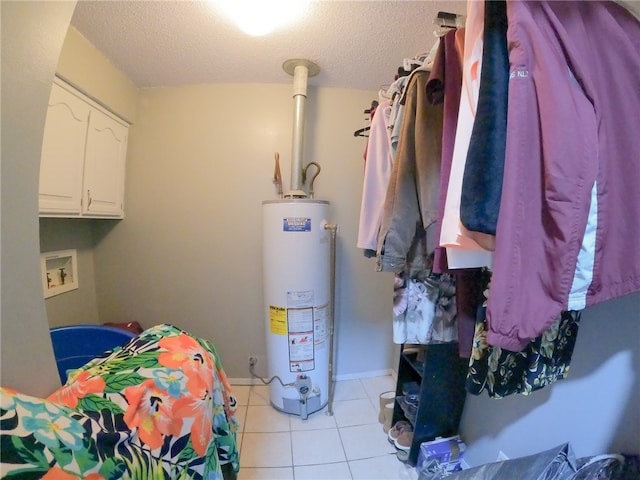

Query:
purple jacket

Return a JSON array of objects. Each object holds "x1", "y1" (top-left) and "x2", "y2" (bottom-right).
[{"x1": 487, "y1": 1, "x2": 640, "y2": 351}]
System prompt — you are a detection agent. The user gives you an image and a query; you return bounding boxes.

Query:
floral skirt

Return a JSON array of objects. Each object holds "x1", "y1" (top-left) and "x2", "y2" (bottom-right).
[{"x1": 466, "y1": 270, "x2": 581, "y2": 398}]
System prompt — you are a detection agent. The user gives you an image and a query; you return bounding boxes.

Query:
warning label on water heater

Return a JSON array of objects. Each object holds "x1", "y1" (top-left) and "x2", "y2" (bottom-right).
[
  {"x1": 314, "y1": 303, "x2": 328, "y2": 347},
  {"x1": 283, "y1": 217, "x2": 311, "y2": 232},
  {"x1": 287, "y1": 290, "x2": 315, "y2": 372},
  {"x1": 269, "y1": 306, "x2": 287, "y2": 335}
]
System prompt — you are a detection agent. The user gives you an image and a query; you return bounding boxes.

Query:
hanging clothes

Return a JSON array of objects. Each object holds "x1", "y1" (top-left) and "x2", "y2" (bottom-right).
[
  {"x1": 357, "y1": 100, "x2": 393, "y2": 254},
  {"x1": 387, "y1": 76, "x2": 409, "y2": 157},
  {"x1": 375, "y1": 65, "x2": 455, "y2": 345},
  {"x1": 466, "y1": 269, "x2": 581, "y2": 398},
  {"x1": 393, "y1": 271, "x2": 439, "y2": 344},
  {"x1": 421, "y1": 27, "x2": 477, "y2": 357},
  {"x1": 356, "y1": 78, "x2": 409, "y2": 258},
  {"x1": 487, "y1": 0, "x2": 640, "y2": 351},
  {"x1": 439, "y1": 0, "x2": 494, "y2": 270},
  {"x1": 452, "y1": 268, "x2": 484, "y2": 358},
  {"x1": 376, "y1": 69, "x2": 443, "y2": 273},
  {"x1": 392, "y1": 253, "x2": 457, "y2": 345},
  {"x1": 459, "y1": 0, "x2": 508, "y2": 248},
  {"x1": 425, "y1": 27, "x2": 465, "y2": 275}
]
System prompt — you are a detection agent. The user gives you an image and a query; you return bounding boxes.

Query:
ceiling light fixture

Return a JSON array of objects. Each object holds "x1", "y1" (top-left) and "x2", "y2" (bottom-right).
[{"x1": 213, "y1": 0, "x2": 310, "y2": 37}]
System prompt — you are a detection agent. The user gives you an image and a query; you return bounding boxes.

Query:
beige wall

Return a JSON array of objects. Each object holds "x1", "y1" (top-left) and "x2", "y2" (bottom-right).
[
  {"x1": 56, "y1": 26, "x2": 138, "y2": 123},
  {"x1": 38, "y1": 25, "x2": 139, "y2": 329},
  {"x1": 40, "y1": 219, "x2": 100, "y2": 327},
  {"x1": 38, "y1": 20, "x2": 395, "y2": 379},
  {"x1": 461, "y1": 292, "x2": 640, "y2": 464},
  {"x1": 91, "y1": 83, "x2": 396, "y2": 379},
  {"x1": 1, "y1": 1, "x2": 76, "y2": 395}
]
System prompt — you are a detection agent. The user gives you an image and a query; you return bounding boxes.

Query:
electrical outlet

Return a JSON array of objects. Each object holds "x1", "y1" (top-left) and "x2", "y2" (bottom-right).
[
  {"x1": 497, "y1": 451, "x2": 509, "y2": 461},
  {"x1": 248, "y1": 356, "x2": 258, "y2": 368}
]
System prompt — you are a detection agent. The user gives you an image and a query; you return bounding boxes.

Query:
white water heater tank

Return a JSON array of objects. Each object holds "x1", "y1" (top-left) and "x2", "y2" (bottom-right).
[{"x1": 262, "y1": 199, "x2": 330, "y2": 416}]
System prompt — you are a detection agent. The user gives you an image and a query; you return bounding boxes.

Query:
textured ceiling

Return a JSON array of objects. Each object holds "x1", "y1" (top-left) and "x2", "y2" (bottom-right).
[{"x1": 70, "y1": 0, "x2": 466, "y2": 90}]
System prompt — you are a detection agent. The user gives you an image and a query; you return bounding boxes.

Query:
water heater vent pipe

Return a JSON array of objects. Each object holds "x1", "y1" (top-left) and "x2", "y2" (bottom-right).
[{"x1": 283, "y1": 59, "x2": 320, "y2": 198}]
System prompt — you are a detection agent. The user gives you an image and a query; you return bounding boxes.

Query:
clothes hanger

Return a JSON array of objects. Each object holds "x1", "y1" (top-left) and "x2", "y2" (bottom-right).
[
  {"x1": 353, "y1": 126, "x2": 370, "y2": 138},
  {"x1": 353, "y1": 101, "x2": 378, "y2": 137},
  {"x1": 355, "y1": 12, "x2": 464, "y2": 136},
  {"x1": 425, "y1": 11, "x2": 465, "y2": 67},
  {"x1": 378, "y1": 84, "x2": 392, "y2": 102},
  {"x1": 364, "y1": 100, "x2": 379, "y2": 115}
]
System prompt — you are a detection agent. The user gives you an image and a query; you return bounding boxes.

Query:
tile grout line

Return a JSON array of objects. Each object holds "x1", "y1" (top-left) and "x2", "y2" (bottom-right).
[
  {"x1": 344, "y1": 379, "x2": 372, "y2": 478},
  {"x1": 289, "y1": 411, "x2": 296, "y2": 479},
  {"x1": 234, "y1": 376, "x2": 402, "y2": 479},
  {"x1": 336, "y1": 415, "x2": 355, "y2": 479}
]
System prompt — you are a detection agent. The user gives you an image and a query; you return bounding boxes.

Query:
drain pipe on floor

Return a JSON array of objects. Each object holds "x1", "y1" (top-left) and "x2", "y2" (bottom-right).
[{"x1": 324, "y1": 222, "x2": 338, "y2": 416}]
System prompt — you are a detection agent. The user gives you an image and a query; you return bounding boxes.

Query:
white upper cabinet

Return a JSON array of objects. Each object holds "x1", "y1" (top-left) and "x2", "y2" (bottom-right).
[
  {"x1": 82, "y1": 107, "x2": 128, "y2": 216},
  {"x1": 39, "y1": 81, "x2": 90, "y2": 215},
  {"x1": 39, "y1": 78, "x2": 129, "y2": 218}
]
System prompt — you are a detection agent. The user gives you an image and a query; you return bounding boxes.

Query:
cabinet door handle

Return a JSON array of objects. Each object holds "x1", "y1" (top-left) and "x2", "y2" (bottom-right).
[{"x1": 87, "y1": 189, "x2": 92, "y2": 208}]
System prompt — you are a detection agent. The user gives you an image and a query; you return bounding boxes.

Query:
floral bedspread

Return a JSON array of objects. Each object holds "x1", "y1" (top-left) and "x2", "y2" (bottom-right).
[{"x1": 0, "y1": 324, "x2": 239, "y2": 479}]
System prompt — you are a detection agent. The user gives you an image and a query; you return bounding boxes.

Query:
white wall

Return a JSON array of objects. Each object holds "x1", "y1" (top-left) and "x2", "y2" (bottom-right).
[
  {"x1": 460, "y1": 292, "x2": 640, "y2": 465},
  {"x1": 91, "y1": 83, "x2": 396, "y2": 379},
  {"x1": 0, "y1": 1, "x2": 76, "y2": 395}
]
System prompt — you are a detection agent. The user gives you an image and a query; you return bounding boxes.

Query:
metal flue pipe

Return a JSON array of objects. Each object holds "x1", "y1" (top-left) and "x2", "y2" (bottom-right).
[{"x1": 283, "y1": 59, "x2": 320, "y2": 197}]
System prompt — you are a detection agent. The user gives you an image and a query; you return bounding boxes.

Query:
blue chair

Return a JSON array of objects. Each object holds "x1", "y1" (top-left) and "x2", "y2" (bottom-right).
[{"x1": 50, "y1": 325, "x2": 138, "y2": 383}]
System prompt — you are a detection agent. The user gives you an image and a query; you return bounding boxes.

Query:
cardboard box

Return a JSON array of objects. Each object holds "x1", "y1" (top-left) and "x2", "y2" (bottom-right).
[{"x1": 417, "y1": 435, "x2": 466, "y2": 473}]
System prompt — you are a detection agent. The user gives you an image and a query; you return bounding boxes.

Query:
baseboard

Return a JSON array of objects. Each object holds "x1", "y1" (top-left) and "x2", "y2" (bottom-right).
[
  {"x1": 333, "y1": 368, "x2": 396, "y2": 381},
  {"x1": 228, "y1": 377, "x2": 264, "y2": 386},
  {"x1": 229, "y1": 368, "x2": 397, "y2": 386}
]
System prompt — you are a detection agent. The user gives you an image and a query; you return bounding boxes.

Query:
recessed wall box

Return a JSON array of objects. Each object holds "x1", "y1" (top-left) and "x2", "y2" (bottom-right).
[{"x1": 41, "y1": 249, "x2": 78, "y2": 298}]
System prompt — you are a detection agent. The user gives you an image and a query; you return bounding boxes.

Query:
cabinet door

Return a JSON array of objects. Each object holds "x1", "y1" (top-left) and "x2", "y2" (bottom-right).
[
  {"x1": 39, "y1": 83, "x2": 90, "y2": 215},
  {"x1": 82, "y1": 108, "x2": 128, "y2": 217}
]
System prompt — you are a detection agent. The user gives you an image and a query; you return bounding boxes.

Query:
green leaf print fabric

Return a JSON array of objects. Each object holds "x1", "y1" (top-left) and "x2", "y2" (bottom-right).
[
  {"x1": 466, "y1": 269, "x2": 581, "y2": 398},
  {"x1": 0, "y1": 324, "x2": 239, "y2": 480}
]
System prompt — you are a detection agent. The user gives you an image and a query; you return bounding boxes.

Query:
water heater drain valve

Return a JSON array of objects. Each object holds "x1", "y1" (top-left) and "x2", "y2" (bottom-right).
[{"x1": 295, "y1": 374, "x2": 312, "y2": 402}]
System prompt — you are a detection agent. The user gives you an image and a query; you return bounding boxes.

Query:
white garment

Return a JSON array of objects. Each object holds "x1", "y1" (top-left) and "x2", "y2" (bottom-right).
[
  {"x1": 357, "y1": 101, "x2": 393, "y2": 250},
  {"x1": 392, "y1": 272, "x2": 458, "y2": 344},
  {"x1": 439, "y1": 0, "x2": 493, "y2": 269},
  {"x1": 393, "y1": 280, "x2": 436, "y2": 344}
]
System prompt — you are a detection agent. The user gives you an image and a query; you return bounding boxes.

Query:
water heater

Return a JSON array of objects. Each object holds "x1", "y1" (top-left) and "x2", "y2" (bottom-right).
[{"x1": 262, "y1": 199, "x2": 330, "y2": 417}]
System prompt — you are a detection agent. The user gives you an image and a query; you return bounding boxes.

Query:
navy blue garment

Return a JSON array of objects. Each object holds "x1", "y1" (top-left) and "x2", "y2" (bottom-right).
[{"x1": 460, "y1": 0, "x2": 508, "y2": 235}]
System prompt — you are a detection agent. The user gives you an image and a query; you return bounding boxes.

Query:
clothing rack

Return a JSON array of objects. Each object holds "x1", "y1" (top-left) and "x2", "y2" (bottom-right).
[
  {"x1": 353, "y1": 11, "x2": 463, "y2": 138},
  {"x1": 434, "y1": 10, "x2": 462, "y2": 30}
]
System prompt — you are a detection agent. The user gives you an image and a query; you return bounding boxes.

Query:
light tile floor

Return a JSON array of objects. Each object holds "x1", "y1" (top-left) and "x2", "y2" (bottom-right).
[{"x1": 232, "y1": 376, "x2": 419, "y2": 480}]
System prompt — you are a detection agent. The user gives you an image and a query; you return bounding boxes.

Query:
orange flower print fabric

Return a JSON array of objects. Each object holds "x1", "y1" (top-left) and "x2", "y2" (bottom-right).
[
  {"x1": 173, "y1": 390, "x2": 214, "y2": 456},
  {"x1": 158, "y1": 333, "x2": 214, "y2": 397},
  {"x1": 42, "y1": 466, "x2": 105, "y2": 480},
  {"x1": 1, "y1": 324, "x2": 239, "y2": 479},
  {"x1": 47, "y1": 370, "x2": 106, "y2": 408},
  {"x1": 123, "y1": 378, "x2": 182, "y2": 450}
]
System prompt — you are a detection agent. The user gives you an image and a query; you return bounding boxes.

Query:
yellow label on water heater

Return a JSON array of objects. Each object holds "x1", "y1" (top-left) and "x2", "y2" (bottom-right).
[{"x1": 269, "y1": 305, "x2": 287, "y2": 335}]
